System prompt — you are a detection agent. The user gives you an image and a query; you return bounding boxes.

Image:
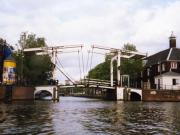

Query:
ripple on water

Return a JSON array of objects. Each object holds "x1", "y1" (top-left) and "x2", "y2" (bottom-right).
[{"x1": 0, "y1": 97, "x2": 180, "y2": 135}]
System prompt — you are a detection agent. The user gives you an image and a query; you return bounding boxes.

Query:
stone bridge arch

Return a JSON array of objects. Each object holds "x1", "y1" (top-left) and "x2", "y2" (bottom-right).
[
  {"x1": 34, "y1": 86, "x2": 59, "y2": 101},
  {"x1": 129, "y1": 88, "x2": 142, "y2": 101}
]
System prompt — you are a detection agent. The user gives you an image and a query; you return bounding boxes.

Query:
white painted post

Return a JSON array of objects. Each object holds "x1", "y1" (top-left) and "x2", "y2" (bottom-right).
[
  {"x1": 110, "y1": 55, "x2": 117, "y2": 86},
  {"x1": 110, "y1": 59, "x2": 113, "y2": 86},
  {"x1": 52, "y1": 48, "x2": 56, "y2": 80},
  {"x1": 117, "y1": 51, "x2": 121, "y2": 86}
]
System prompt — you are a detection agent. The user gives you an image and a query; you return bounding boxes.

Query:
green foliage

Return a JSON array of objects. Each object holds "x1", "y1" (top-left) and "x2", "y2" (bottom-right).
[
  {"x1": 88, "y1": 60, "x2": 110, "y2": 80},
  {"x1": 12, "y1": 52, "x2": 23, "y2": 83},
  {"x1": 23, "y1": 55, "x2": 53, "y2": 85},
  {"x1": 121, "y1": 43, "x2": 142, "y2": 77},
  {"x1": 88, "y1": 43, "x2": 143, "y2": 81},
  {"x1": 122, "y1": 43, "x2": 137, "y2": 51},
  {"x1": 15, "y1": 32, "x2": 53, "y2": 86},
  {"x1": 121, "y1": 59, "x2": 143, "y2": 77}
]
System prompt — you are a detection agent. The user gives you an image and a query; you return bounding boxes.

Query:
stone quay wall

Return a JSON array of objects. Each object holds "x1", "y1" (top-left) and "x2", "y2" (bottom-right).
[
  {"x1": 142, "y1": 89, "x2": 180, "y2": 101},
  {"x1": 0, "y1": 86, "x2": 35, "y2": 100}
]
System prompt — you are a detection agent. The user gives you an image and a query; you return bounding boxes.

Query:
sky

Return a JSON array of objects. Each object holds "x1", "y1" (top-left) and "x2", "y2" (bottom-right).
[{"x1": 0, "y1": 0, "x2": 180, "y2": 83}]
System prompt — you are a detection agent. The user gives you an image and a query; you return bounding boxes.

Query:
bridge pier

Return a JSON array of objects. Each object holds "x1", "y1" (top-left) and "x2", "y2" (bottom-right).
[
  {"x1": 53, "y1": 87, "x2": 59, "y2": 102},
  {"x1": 104, "y1": 87, "x2": 142, "y2": 101},
  {"x1": 84, "y1": 88, "x2": 103, "y2": 98}
]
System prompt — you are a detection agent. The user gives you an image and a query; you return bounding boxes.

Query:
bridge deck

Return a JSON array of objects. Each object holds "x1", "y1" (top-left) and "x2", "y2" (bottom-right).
[
  {"x1": 59, "y1": 79, "x2": 116, "y2": 90},
  {"x1": 59, "y1": 84, "x2": 115, "y2": 90}
]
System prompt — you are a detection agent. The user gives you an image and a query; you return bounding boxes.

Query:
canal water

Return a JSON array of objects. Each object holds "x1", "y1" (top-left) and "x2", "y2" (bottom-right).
[{"x1": 0, "y1": 97, "x2": 180, "y2": 135}]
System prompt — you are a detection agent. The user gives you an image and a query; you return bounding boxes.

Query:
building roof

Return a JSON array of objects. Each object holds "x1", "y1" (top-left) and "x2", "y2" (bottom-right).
[
  {"x1": 169, "y1": 48, "x2": 180, "y2": 60},
  {"x1": 145, "y1": 48, "x2": 170, "y2": 67},
  {"x1": 155, "y1": 71, "x2": 180, "y2": 78},
  {"x1": 145, "y1": 48, "x2": 180, "y2": 67}
]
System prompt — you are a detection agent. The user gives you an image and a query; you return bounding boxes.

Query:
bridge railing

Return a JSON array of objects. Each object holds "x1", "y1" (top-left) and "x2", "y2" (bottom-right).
[{"x1": 82, "y1": 78, "x2": 116, "y2": 87}]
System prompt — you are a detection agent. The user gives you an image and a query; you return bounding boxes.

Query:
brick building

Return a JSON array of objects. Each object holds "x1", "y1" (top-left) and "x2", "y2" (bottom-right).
[{"x1": 141, "y1": 33, "x2": 180, "y2": 90}]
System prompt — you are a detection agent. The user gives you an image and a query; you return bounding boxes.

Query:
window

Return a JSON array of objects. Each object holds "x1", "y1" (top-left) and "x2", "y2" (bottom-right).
[
  {"x1": 171, "y1": 62, "x2": 177, "y2": 69},
  {"x1": 147, "y1": 79, "x2": 151, "y2": 89},
  {"x1": 142, "y1": 60, "x2": 147, "y2": 66},
  {"x1": 158, "y1": 65, "x2": 161, "y2": 72},
  {"x1": 162, "y1": 63, "x2": 165, "y2": 71},
  {"x1": 157, "y1": 79, "x2": 161, "y2": 89},
  {"x1": 141, "y1": 71, "x2": 143, "y2": 77},
  {"x1": 173, "y1": 79, "x2": 176, "y2": 85},
  {"x1": 147, "y1": 68, "x2": 150, "y2": 76}
]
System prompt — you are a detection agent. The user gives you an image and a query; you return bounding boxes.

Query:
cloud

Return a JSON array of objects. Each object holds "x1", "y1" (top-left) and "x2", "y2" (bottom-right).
[{"x1": 0, "y1": 0, "x2": 180, "y2": 83}]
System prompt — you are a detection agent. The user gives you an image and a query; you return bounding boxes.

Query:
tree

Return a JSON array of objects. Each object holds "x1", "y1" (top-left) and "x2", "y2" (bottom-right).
[
  {"x1": 88, "y1": 43, "x2": 143, "y2": 87},
  {"x1": 120, "y1": 43, "x2": 143, "y2": 87},
  {"x1": 88, "y1": 59, "x2": 110, "y2": 80},
  {"x1": 121, "y1": 43, "x2": 143, "y2": 76},
  {"x1": 15, "y1": 32, "x2": 53, "y2": 86},
  {"x1": 122, "y1": 43, "x2": 137, "y2": 51}
]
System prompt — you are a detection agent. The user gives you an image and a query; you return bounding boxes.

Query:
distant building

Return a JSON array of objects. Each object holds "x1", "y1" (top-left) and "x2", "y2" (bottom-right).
[{"x1": 141, "y1": 33, "x2": 180, "y2": 90}]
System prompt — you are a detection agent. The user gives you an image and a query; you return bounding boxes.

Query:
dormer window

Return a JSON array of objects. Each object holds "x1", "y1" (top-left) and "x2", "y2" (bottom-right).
[
  {"x1": 162, "y1": 63, "x2": 165, "y2": 71},
  {"x1": 158, "y1": 65, "x2": 161, "y2": 72},
  {"x1": 171, "y1": 62, "x2": 177, "y2": 69}
]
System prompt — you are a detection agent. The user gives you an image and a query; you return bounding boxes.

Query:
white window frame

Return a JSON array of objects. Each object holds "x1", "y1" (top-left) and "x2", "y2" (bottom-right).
[
  {"x1": 147, "y1": 79, "x2": 150, "y2": 89},
  {"x1": 147, "y1": 68, "x2": 150, "y2": 76},
  {"x1": 141, "y1": 71, "x2": 143, "y2": 77},
  {"x1": 158, "y1": 65, "x2": 161, "y2": 72},
  {"x1": 162, "y1": 63, "x2": 165, "y2": 71},
  {"x1": 171, "y1": 62, "x2": 177, "y2": 69}
]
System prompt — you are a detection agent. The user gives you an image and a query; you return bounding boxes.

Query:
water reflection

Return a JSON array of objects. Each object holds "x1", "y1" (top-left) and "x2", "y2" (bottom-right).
[
  {"x1": 0, "y1": 97, "x2": 180, "y2": 135},
  {"x1": 0, "y1": 104, "x2": 7, "y2": 122},
  {"x1": 0, "y1": 101, "x2": 55, "y2": 134},
  {"x1": 81, "y1": 101, "x2": 180, "y2": 134}
]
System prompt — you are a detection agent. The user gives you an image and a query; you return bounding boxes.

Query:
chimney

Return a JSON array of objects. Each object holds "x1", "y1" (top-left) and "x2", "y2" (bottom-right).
[{"x1": 169, "y1": 32, "x2": 176, "y2": 48}]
